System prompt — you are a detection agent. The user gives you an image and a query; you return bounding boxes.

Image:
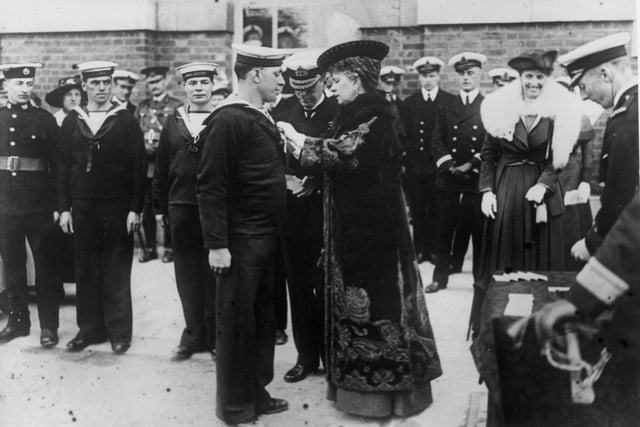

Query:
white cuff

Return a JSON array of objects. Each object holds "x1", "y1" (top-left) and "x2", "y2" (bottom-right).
[
  {"x1": 436, "y1": 154, "x2": 453, "y2": 168},
  {"x1": 576, "y1": 257, "x2": 629, "y2": 305},
  {"x1": 474, "y1": 153, "x2": 482, "y2": 161}
]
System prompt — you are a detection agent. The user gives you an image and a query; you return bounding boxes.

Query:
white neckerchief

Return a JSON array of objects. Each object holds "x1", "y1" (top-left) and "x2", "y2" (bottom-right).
[
  {"x1": 613, "y1": 82, "x2": 636, "y2": 108},
  {"x1": 460, "y1": 88, "x2": 479, "y2": 105},
  {"x1": 177, "y1": 106, "x2": 211, "y2": 138},
  {"x1": 74, "y1": 104, "x2": 127, "y2": 136},
  {"x1": 421, "y1": 87, "x2": 439, "y2": 101}
]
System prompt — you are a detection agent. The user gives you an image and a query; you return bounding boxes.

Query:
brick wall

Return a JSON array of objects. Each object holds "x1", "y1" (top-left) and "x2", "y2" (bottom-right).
[
  {"x1": 363, "y1": 20, "x2": 635, "y2": 190},
  {"x1": 0, "y1": 21, "x2": 634, "y2": 189},
  {"x1": 0, "y1": 30, "x2": 233, "y2": 107}
]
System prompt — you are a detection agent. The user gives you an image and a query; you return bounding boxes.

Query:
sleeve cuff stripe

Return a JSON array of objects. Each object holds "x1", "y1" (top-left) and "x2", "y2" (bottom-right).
[
  {"x1": 436, "y1": 155, "x2": 453, "y2": 168},
  {"x1": 576, "y1": 257, "x2": 629, "y2": 305}
]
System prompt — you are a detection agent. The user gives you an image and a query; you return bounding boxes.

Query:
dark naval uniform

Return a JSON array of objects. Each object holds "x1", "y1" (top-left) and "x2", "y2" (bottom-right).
[
  {"x1": 57, "y1": 105, "x2": 145, "y2": 343},
  {"x1": 430, "y1": 92, "x2": 486, "y2": 286},
  {"x1": 135, "y1": 94, "x2": 182, "y2": 258},
  {"x1": 0, "y1": 102, "x2": 62, "y2": 336},
  {"x1": 197, "y1": 101, "x2": 286, "y2": 425},
  {"x1": 585, "y1": 85, "x2": 638, "y2": 254},
  {"x1": 402, "y1": 88, "x2": 456, "y2": 261},
  {"x1": 152, "y1": 108, "x2": 215, "y2": 353},
  {"x1": 281, "y1": 95, "x2": 337, "y2": 372},
  {"x1": 567, "y1": 194, "x2": 640, "y2": 426},
  {"x1": 269, "y1": 94, "x2": 297, "y2": 338}
]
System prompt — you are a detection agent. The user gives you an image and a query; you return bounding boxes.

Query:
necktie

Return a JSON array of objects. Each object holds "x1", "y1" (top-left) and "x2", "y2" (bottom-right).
[
  {"x1": 426, "y1": 94, "x2": 432, "y2": 102},
  {"x1": 465, "y1": 94, "x2": 469, "y2": 105},
  {"x1": 304, "y1": 109, "x2": 315, "y2": 119}
]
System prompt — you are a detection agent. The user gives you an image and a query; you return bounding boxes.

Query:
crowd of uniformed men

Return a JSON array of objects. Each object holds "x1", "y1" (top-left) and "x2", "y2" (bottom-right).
[{"x1": 0, "y1": 29, "x2": 637, "y2": 426}]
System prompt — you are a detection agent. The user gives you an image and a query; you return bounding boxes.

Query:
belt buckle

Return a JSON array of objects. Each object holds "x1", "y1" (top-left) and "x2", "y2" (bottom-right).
[{"x1": 7, "y1": 156, "x2": 19, "y2": 173}]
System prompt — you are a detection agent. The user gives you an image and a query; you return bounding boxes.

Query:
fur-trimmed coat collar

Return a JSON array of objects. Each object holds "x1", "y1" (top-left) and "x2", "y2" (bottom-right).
[
  {"x1": 334, "y1": 91, "x2": 394, "y2": 132},
  {"x1": 480, "y1": 79, "x2": 582, "y2": 169}
]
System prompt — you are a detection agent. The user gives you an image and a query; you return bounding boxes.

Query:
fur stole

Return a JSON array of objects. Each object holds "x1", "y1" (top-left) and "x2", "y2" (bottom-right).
[
  {"x1": 480, "y1": 79, "x2": 582, "y2": 169},
  {"x1": 334, "y1": 91, "x2": 394, "y2": 132}
]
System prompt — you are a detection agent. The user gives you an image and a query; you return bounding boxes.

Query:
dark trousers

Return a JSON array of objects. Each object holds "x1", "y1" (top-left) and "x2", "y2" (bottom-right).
[
  {"x1": 403, "y1": 173, "x2": 438, "y2": 259},
  {"x1": 273, "y1": 238, "x2": 287, "y2": 331},
  {"x1": 73, "y1": 199, "x2": 133, "y2": 342},
  {"x1": 282, "y1": 236, "x2": 324, "y2": 369},
  {"x1": 168, "y1": 205, "x2": 215, "y2": 350},
  {"x1": 0, "y1": 212, "x2": 61, "y2": 328},
  {"x1": 141, "y1": 178, "x2": 171, "y2": 250},
  {"x1": 216, "y1": 234, "x2": 277, "y2": 425},
  {"x1": 433, "y1": 191, "x2": 483, "y2": 285},
  {"x1": 451, "y1": 223, "x2": 470, "y2": 272}
]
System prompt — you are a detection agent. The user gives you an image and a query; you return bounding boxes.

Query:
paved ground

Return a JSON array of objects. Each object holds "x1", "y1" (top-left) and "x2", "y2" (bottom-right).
[{"x1": 0, "y1": 254, "x2": 486, "y2": 427}]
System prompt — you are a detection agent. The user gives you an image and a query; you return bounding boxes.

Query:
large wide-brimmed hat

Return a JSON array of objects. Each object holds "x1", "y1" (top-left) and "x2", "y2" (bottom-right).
[
  {"x1": 317, "y1": 40, "x2": 389, "y2": 69},
  {"x1": 45, "y1": 75, "x2": 85, "y2": 108}
]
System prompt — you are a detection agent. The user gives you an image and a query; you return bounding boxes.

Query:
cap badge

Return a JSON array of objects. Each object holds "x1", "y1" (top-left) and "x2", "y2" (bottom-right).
[
  {"x1": 22, "y1": 68, "x2": 30, "y2": 75},
  {"x1": 295, "y1": 67, "x2": 307, "y2": 77}
]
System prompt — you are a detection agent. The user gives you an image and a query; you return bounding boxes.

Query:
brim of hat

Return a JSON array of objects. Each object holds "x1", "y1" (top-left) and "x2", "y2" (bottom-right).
[
  {"x1": 45, "y1": 85, "x2": 85, "y2": 108},
  {"x1": 318, "y1": 40, "x2": 389, "y2": 69},
  {"x1": 507, "y1": 57, "x2": 552, "y2": 74}
]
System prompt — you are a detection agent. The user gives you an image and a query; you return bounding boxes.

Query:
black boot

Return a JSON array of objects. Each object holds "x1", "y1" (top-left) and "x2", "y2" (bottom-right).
[{"x1": 0, "y1": 312, "x2": 31, "y2": 343}]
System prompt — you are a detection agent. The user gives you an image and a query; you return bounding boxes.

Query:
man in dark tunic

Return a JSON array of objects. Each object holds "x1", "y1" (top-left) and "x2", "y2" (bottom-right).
[
  {"x1": 0, "y1": 63, "x2": 62, "y2": 347},
  {"x1": 111, "y1": 69, "x2": 139, "y2": 114},
  {"x1": 427, "y1": 52, "x2": 487, "y2": 293},
  {"x1": 152, "y1": 62, "x2": 217, "y2": 361},
  {"x1": 136, "y1": 65, "x2": 182, "y2": 263},
  {"x1": 58, "y1": 61, "x2": 145, "y2": 354},
  {"x1": 279, "y1": 49, "x2": 338, "y2": 383},
  {"x1": 197, "y1": 44, "x2": 289, "y2": 426},
  {"x1": 559, "y1": 32, "x2": 638, "y2": 260},
  {"x1": 402, "y1": 56, "x2": 455, "y2": 264}
]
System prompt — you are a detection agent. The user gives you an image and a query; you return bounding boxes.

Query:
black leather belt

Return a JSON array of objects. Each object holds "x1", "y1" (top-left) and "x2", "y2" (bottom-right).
[{"x1": 0, "y1": 156, "x2": 48, "y2": 172}]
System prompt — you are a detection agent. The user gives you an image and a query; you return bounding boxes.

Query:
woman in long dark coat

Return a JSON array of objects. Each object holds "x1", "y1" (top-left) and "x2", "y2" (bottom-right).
[
  {"x1": 478, "y1": 53, "x2": 582, "y2": 273},
  {"x1": 278, "y1": 40, "x2": 441, "y2": 418}
]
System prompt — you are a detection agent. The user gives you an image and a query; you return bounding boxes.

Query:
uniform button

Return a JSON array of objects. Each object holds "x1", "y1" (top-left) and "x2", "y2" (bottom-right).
[
  {"x1": 473, "y1": 125, "x2": 478, "y2": 129},
  {"x1": 453, "y1": 125, "x2": 458, "y2": 130},
  {"x1": 10, "y1": 141, "x2": 16, "y2": 146},
  {"x1": 420, "y1": 147, "x2": 425, "y2": 151},
  {"x1": 472, "y1": 137, "x2": 477, "y2": 141},
  {"x1": 11, "y1": 114, "x2": 17, "y2": 118},
  {"x1": 9, "y1": 127, "x2": 15, "y2": 132},
  {"x1": 420, "y1": 138, "x2": 424, "y2": 142},
  {"x1": 452, "y1": 137, "x2": 457, "y2": 141},
  {"x1": 419, "y1": 130, "x2": 424, "y2": 134},
  {"x1": 471, "y1": 149, "x2": 476, "y2": 153},
  {"x1": 420, "y1": 121, "x2": 424, "y2": 125},
  {"x1": 11, "y1": 172, "x2": 17, "y2": 176},
  {"x1": 31, "y1": 135, "x2": 36, "y2": 139},
  {"x1": 452, "y1": 148, "x2": 457, "y2": 153}
]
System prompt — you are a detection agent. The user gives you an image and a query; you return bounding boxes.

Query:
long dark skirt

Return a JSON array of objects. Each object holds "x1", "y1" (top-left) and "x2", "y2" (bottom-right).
[
  {"x1": 324, "y1": 180, "x2": 441, "y2": 417},
  {"x1": 490, "y1": 163, "x2": 564, "y2": 272}
]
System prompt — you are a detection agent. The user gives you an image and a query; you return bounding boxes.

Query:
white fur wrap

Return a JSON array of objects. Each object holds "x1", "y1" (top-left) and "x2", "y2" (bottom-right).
[{"x1": 480, "y1": 79, "x2": 583, "y2": 169}]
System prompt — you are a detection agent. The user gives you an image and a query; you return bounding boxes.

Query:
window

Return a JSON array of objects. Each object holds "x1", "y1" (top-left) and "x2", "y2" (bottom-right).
[{"x1": 235, "y1": 0, "x2": 346, "y2": 49}]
